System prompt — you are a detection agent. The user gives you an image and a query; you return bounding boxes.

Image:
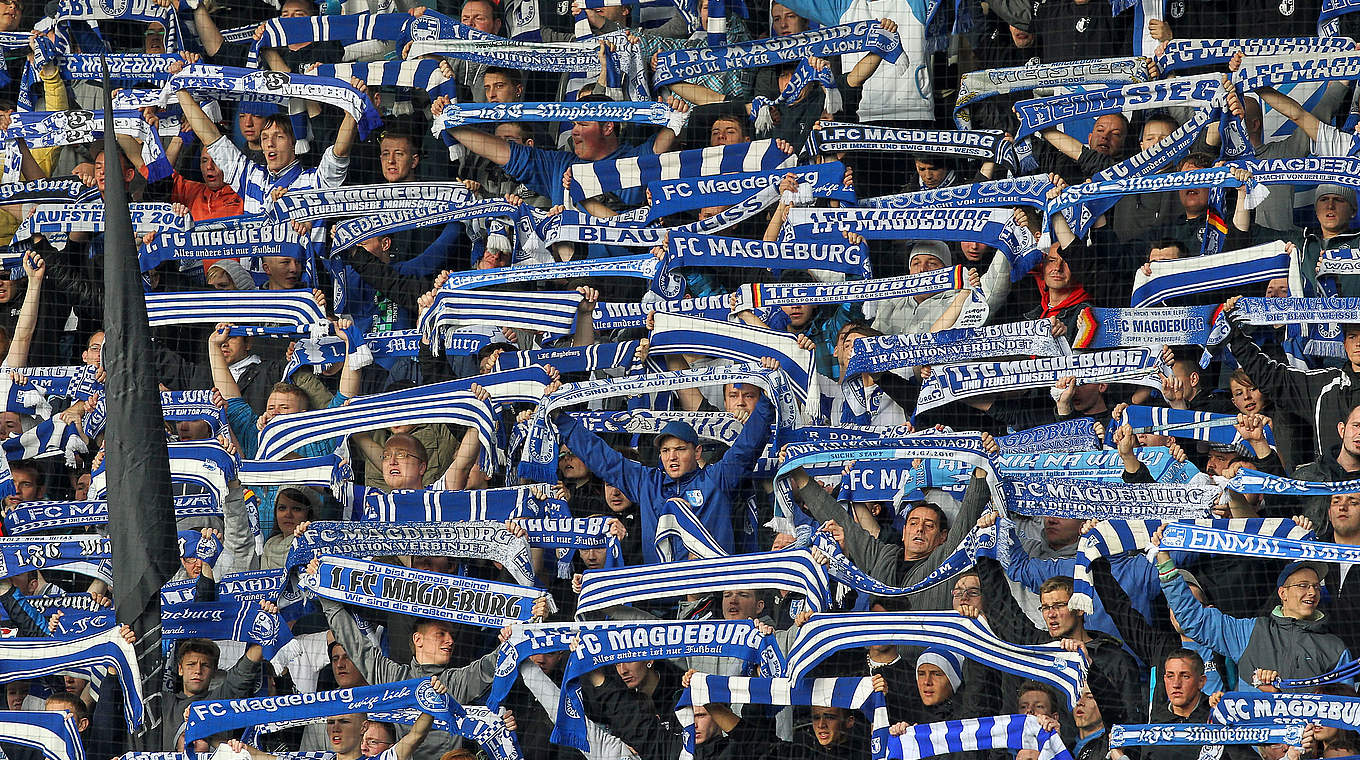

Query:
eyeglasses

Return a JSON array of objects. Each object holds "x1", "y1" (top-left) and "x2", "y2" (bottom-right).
[
  {"x1": 360, "y1": 739, "x2": 394, "y2": 749},
  {"x1": 1038, "y1": 602, "x2": 1069, "y2": 613},
  {"x1": 950, "y1": 589, "x2": 981, "y2": 599},
  {"x1": 1282, "y1": 582, "x2": 1322, "y2": 593},
  {"x1": 382, "y1": 450, "x2": 424, "y2": 462}
]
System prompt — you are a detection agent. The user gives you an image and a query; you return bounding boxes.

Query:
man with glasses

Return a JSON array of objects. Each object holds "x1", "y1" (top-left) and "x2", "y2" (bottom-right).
[{"x1": 1151, "y1": 526, "x2": 1352, "y2": 690}]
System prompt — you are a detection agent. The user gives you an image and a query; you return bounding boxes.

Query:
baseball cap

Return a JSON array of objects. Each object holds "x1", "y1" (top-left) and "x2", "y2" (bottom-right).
[
  {"x1": 656, "y1": 420, "x2": 699, "y2": 446},
  {"x1": 1276, "y1": 560, "x2": 1329, "y2": 588}
]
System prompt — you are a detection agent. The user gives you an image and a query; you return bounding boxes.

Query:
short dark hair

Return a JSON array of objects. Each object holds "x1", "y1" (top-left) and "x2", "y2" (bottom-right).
[
  {"x1": 259, "y1": 114, "x2": 296, "y2": 140},
  {"x1": 1143, "y1": 113, "x2": 1180, "y2": 135},
  {"x1": 1163, "y1": 647, "x2": 1205, "y2": 677},
  {"x1": 176, "y1": 639, "x2": 221, "y2": 668},
  {"x1": 9, "y1": 459, "x2": 42, "y2": 488},
  {"x1": 1038, "y1": 576, "x2": 1075, "y2": 597},
  {"x1": 710, "y1": 114, "x2": 749, "y2": 139},
  {"x1": 904, "y1": 502, "x2": 949, "y2": 532},
  {"x1": 362, "y1": 720, "x2": 397, "y2": 743},
  {"x1": 45, "y1": 692, "x2": 88, "y2": 724},
  {"x1": 484, "y1": 66, "x2": 523, "y2": 87},
  {"x1": 1016, "y1": 680, "x2": 1059, "y2": 710},
  {"x1": 1152, "y1": 238, "x2": 1189, "y2": 258}
]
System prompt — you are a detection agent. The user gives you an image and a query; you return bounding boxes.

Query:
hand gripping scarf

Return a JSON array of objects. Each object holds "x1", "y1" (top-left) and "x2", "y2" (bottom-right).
[
  {"x1": 648, "y1": 312, "x2": 817, "y2": 406},
  {"x1": 862, "y1": 175, "x2": 1054, "y2": 211},
  {"x1": 647, "y1": 162, "x2": 854, "y2": 221},
  {"x1": 1116, "y1": 404, "x2": 1274, "y2": 450},
  {"x1": 1232, "y1": 52, "x2": 1360, "y2": 92},
  {"x1": 517, "y1": 362, "x2": 800, "y2": 484},
  {"x1": 138, "y1": 215, "x2": 309, "y2": 270},
  {"x1": 886, "y1": 714, "x2": 1075, "y2": 760},
  {"x1": 418, "y1": 290, "x2": 582, "y2": 349},
  {"x1": 654, "y1": 21, "x2": 901, "y2": 85},
  {"x1": 4, "y1": 494, "x2": 220, "y2": 535},
  {"x1": 808, "y1": 519, "x2": 1015, "y2": 601},
  {"x1": 1048, "y1": 166, "x2": 1260, "y2": 228},
  {"x1": 553, "y1": 620, "x2": 785, "y2": 750},
  {"x1": 998, "y1": 418, "x2": 1102, "y2": 455},
  {"x1": 286, "y1": 521, "x2": 536, "y2": 587},
  {"x1": 574, "y1": 547, "x2": 833, "y2": 615},
  {"x1": 248, "y1": 13, "x2": 415, "y2": 65},
  {"x1": 303, "y1": 555, "x2": 551, "y2": 628},
  {"x1": 784, "y1": 612, "x2": 1088, "y2": 706},
  {"x1": 52, "y1": 0, "x2": 183, "y2": 50},
  {"x1": 0, "y1": 628, "x2": 143, "y2": 728},
  {"x1": 676, "y1": 675, "x2": 890, "y2": 760},
  {"x1": 1212, "y1": 692, "x2": 1360, "y2": 731},
  {"x1": 916, "y1": 347, "x2": 1167, "y2": 412},
  {"x1": 160, "y1": 65, "x2": 382, "y2": 141},
  {"x1": 0, "y1": 710, "x2": 83, "y2": 760},
  {"x1": 953, "y1": 57, "x2": 1150, "y2": 127},
  {"x1": 846, "y1": 320, "x2": 1067, "y2": 376},
  {"x1": 493, "y1": 340, "x2": 643, "y2": 375},
  {"x1": 1160, "y1": 518, "x2": 1358, "y2": 568},
  {"x1": 538, "y1": 183, "x2": 784, "y2": 251},
  {"x1": 567, "y1": 139, "x2": 791, "y2": 202}
]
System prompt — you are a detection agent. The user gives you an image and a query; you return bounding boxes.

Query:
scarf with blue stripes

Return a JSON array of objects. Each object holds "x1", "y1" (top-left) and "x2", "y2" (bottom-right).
[{"x1": 887, "y1": 715, "x2": 1074, "y2": 760}]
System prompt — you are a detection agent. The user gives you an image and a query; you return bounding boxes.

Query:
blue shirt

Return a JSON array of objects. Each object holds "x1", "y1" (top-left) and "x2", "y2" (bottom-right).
[{"x1": 502, "y1": 138, "x2": 657, "y2": 207}]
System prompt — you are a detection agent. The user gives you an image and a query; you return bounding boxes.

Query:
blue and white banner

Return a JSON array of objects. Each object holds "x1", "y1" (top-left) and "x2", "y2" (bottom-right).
[
  {"x1": 863, "y1": 175, "x2": 1053, "y2": 211},
  {"x1": 431, "y1": 101, "x2": 680, "y2": 131},
  {"x1": 1000, "y1": 477, "x2": 1220, "y2": 520},
  {"x1": 1117, "y1": 405, "x2": 1273, "y2": 449},
  {"x1": 567, "y1": 139, "x2": 791, "y2": 201},
  {"x1": 1212, "y1": 692, "x2": 1360, "y2": 731},
  {"x1": 0, "y1": 534, "x2": 108, "y2": 578},
  {"x1": 138, "y1": 215, "x2": 309, "y2": 270},
  {"x1": 653, "y1": 21, "x2": 901, "y2": 85},
  {"x1": 14, "y1": 202, "x2": 190, "y2": 242},
  {"x1": 0, "y1": 629, "x2": 143, "y2": 728},
  {"x1": 997, "y1": 418, "x2": 1101, "y2": 455},
  {"x1": 1228, "y1": 468, "x2": 1360, "y2": 496},
  {"x1": 887, "y1": 715, "x2": 1074, "y2": 760},
  {"x1": 1159, "y1": 519, "x2": 1358, "y2": 566},
  {"x1": 286, "y1": 521, "x2": 535, "y2": 587},
  {"x1": 329, "y1": 200, "x2": 517, "y2": 252},
  {"x1": 1156, "y1": 38, "x2": 1355, "y2": 73},
  {"x1": 1016, "y1": 75, "x2": 1221, "y2": 140},
  {"x1": 360, "y1": 485, "x2": 564, "y2": 523},
  {"x1": 916, "y1": 347, "x2": 1166, "y2": 412},
  {"x1": 1131, "y1": 241, "x2": 1292, "y2": 308},
  {"x1": 268, "y1": 182, "x2": 471, "y2": 223},
  {"x1": 647, "y1": 162, "x2": 854, "y2": 221},
  {"x1": 732, "y1": 266, "x2": 967, "y2": 313},
  {"x1": 1071, "y1": 306, "x2": 1218, "y2": 350},
  {"x1": 955, "y1": 57, "x2": 1150, "y2": 123},
  {"x1": 162, "y1": 599, "x2": 291, "y2": 658},
  {"x1": 1233, "y1": 52, "x2": 1360, "y2": 92},
  {"x1": 807, "y1": 123, "x2": 1015, "y2": 168},
  {"x1": 304, "y1": 556, "x2": 550, "y2": 628},
  {"x1": 3, "y1": 494, "x2": 220, "y2": 535},
  {"x1": 493, "y1": 340, "x2": 642, "y2": 375},
  {"x1": 161, "y1": 65, "x2": 382, "y2": 140},
  {"x1": 846, "y1": 320, "x2": 1066, "y2": 376},
  {"x1": 664, "y1": 232, "x2": 870, "y2": 282},
  {"x1": 1110, "y1": 723, "x2": 1304, "y2": 748},
  {"x1": 0, "y1": 710, "x2": 83, "y2": 760}
]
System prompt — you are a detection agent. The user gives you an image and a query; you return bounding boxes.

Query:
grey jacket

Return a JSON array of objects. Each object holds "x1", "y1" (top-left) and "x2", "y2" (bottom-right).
[
  {"x1": 161, "y1": 653, "x2": 262, "y2": 750},
  {"x1": 796, "y1": 473, "x2": 992, "y2": 611},
  {"x1": 322, "y1": 599, "x2": 500, "y2": 760}
]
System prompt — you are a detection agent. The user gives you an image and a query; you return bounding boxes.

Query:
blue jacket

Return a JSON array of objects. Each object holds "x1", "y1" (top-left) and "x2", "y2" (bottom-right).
[
  {"x1": 557, "y1": 397, "x2": 774, "y2": 564},
  {"x1": 1162, "y1": 569, "x2": 1351, "y2": 690},
  {"x1": 1007, "y1": 549, "x2": 1159, "y2": 649}
]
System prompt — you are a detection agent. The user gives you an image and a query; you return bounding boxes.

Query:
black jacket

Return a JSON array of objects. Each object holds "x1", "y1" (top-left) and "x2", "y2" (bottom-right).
[{"x1": 580, "y1": 660, "x2": 686, "y2": 760}]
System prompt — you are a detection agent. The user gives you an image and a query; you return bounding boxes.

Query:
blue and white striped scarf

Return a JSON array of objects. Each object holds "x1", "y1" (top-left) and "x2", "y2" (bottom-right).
[
  {"x1": 846, "y1": 320, "x2": 1066, "y2": 376},
  {"x1": 654, "y1": 21, "x2": 901, "y2": 85},
  {"x1": 1156, "y1": 38, "x2": 1353, "y2": 73},
  {"x1": 4, "y1": 494, "x2": 219, "y2": 535},
  {"x1": 53, "y1": 0, "x2": 182, "y2": 51},
  {"x1": 1111, "y1": 723, "x2": 1303, "y2": 748},
  {"x1": 554, "y1": 621, "x2": 785, "y2": 750},
  {"x1": 785, "y1": 612, "x2": 1088, "y2": 706},
  {"x1": 537, "y1": 182, "x2": 782, "y2": 251},
  {"x1": 1212, "y1": 692, "x2": 1360, "y2": 731},
  {"x1": 249, "y1": 13, "x2": 414, "y2": 65},
  {"x1": 419, "y1": 290, "x2": 581, "y2": 350},
  {"x1": 0, "y1": 628, "x2": 143, "y2": 728},
  {"x1": 917, "y1": 347, "x2": 1166, "y2": 413},
  {"x1": 145, "y1": 289, "x2": 327, "y2": 332},
  {"x1": 676, "y1": 675, "x2": 889, "y2": 760},
  {"x1": 282, "y1": 330, "x2": 423, "y2": 380},
  {"x1": 438, "y1": 256, "x2": 660, "y2": 293},
  {"x1": 1072, "y1": 305, "x2": 1217, "y2": 351},
  {"x1": 313, "y1": 61, "x2": 453, "y2": 105},
  {"x1": 0, "y1": 534, "x2": 108, "y2": 579},
  {"x1": 359, "y1": 485, "x2": 565, "y2": 523},
  {"x1": 647, "y1": 162, "x2": 854, "y2": 221},
  {"x1": 287, "y1": 521, "x2": 536, "y2": 586},
  {"x1": 82, "y1": 389, "x2": 226, "y2": 438},
  {"x1": 1117, "y1": 405, "x2": 1273, "y2": 450},
  {"x1": 304, "y1": 555, "x2": 549, "y2": 628},
  {"x1": 811, "y1": 521, "x2": 1014, "y2": 601},
  {"x1": 575, "y1": 547, "x2": 833, "y2": 615},
  {"x1": 238, "y1": 454, "x2": 347, "y2": 490},
  {"x1": 568, "y1": 139, "x2": 790, "y2": 202},
  {"x1": 1161, "y1": 519, "x2": 1358, "y2": 566},
  {"x1": 1233, "y1": 52, "x2": 1360, "y2": 92},
  {"x1": 3, "y1": 108, "x2": 170, "y2": 182},
  {"x1": 1049, "y1": 166, "x2": 1256, "y2": 226},
  {"x1": 518, "y1": 362, "x2": 800, "y2": 483},
  {"x1": 521, "y1": 516, "x2": 623, "y2": 578},
  {"x1": 649, "y1": 312, "x2": 816, "y2": 404},
  {"x1": 1131, "y1": 241, "x2": 1293, "y2": 308},
  {"x1": 328, "y1": 199, "x2": 517, "y2": 252},
  {"x1": 808, "y1": 123, "x2": 1016, "y2": 167},
  {"x1": 1001, "y1": 477, "x2": 1221, "y2": 520},
  {"x1": 662, "y1": 232, "x2": 870, "y2": 282},
  {"x1": 750, "y1": 58, "x2": 838, "y2": 135},
  {"x1": 1274, "y1": 659, "x2": 1360, "y2": 689},
  {"x1": 0, "y1": 178, "x2": 97, "y2": 208},
  {"x1": 163, "y1": 598, "x2": 291, "y2": 659},
  {"x1": 494, "y1": 340, "x2": 641, "y2": 374},
  {"x1": 1229, "y1": 468, "x2": 1360, "y2": 496},
  {"x1": 887, "y1": 715, "x2": 1074, "y2": 760},
  {"x1": 591, "y1": 294, "x2": 733, "y2": 331},
  {"x1": 653, "y1": 496, "x2": 730, "y2": 561},
  {"x1": 160, "y1": 65, "x2": 382, "y2": 141},
  {"x1": 954, "y1": 57, "x2": 1150, "y2": 126},
  {"x1": 0, "y1": 710, "x2": 83, "y2": 760}
]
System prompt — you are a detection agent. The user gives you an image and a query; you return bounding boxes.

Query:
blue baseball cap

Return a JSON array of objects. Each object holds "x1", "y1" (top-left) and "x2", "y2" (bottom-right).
[
  {"x1": 1276, "y1": 560, "x2": 1328, "y2": 588},
  {"x1": 656, "y1": 420, "x2": 699, "y2": 446}
]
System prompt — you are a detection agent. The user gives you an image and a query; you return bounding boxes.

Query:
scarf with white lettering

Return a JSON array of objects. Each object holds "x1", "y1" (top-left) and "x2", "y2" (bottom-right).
[
  {"x1": 647, "y1": 162, "x2": 853, "y2": 221},
  {"x1": 419, "y1": 290, "x2": 582, "y2": 349},
  {"x1": 808, "y1": 123, "x2": 1016, "y2": 168},
  {"x1": 1110, "y1": 723, "x2": 1304, "y2": 748},
  {"x1": 1001, "y1": 477, "x2": 1221, "y2": 520},
  {"x1": 139, "y1": 215, "x2": 309, "y2": 270},
  {"x1": 1016, "y1": 75, "x2": 1220, "y2": 141},
  {"x1": 82, "y1": 389, "x2": 225, "y2": 438},
  {"x1": 0, "y1": 710, "x2": 82, "y2": 760},
  {"x1": 750, "y1": 58, "x2": 838, "y2": 135},
  {"x1": 13, "y1": 201, "x2": 188, "y2": 243},
  {"x1": 954, "y1": 56, "x2": 1150, "y2": 120},
  {"x1": 161, "y1": 65, "x2": 382, "y2": 141},
  {"x1": 1228, "y1": 467, "x2": 1360, "y2": 496},
  {"x1": 162, "y1": 597, "x2": 291, "y2": 658},
  {"x1": 0, "y1": 628, "x2": 143, "y2": 728},
  {"x1": 268, "y1": 182, "x2": 472, "y2": 222},
  {"x1": 663, "y1": 232, "x2": 870, "y2": 285},
  {"x1": 1209, "y1": 297, "x2": 1360, "y2": 352},
  {"x1": 432, "y1": 100, "x2": 682, "y2": 133},
  {"x1": 887, "y1": 715, "x2": 1074, "y2": 760},
  {"x1": 518, "y1": 362, "x2": 799, "y2": 483},
  {"x1": 53, "y1": 0, "x2": 182, "y2": 50},
  {"x1": 1049, "y1": 166, "x2": 1261, "y2": 228},
  {"x1": 1161, "y1": 519, "x2": 1359, "y2": 569},
  {"x1": 677, "y1": 675, "x2": 890, "y2": 760},
  {"x1": 493, "y1": 340, "x2": 642, "y2": 374},
  {"x1": 568, "y1": 139, "x2": 790, "y2": 202},
  {"x1": 1071, "y1": 305, "x2": 1217, "y2": 351},
  {"x1": 4, "y1": 494, "x2": 220, "y2": 535},
  {"x1": 863, "y1": 175, "x2": 1052, "y2": 212},
  {"x1": 1233, "y1": 52, "x2": 1360, "y2": 92},
  {"x1": 917, "y1": 347, "x2": 1166, "y2": 413},
  {"x1": 283, "y1": 329, "x2": 422, "y2": 379},
  {"x1": 1274, "y1": 659, "x2": 1360, "y2": 689},
  {"x1": 998, "y1": 418, "x2": 1102, "y2": 454},
  {"x1": 570, "y1": 410, "x2": 749, "y2": 445},
  {"x1": 731, "y1": 266, "x2": 968, "y2": 314},
  {"x1": 812, "y1": 520, "x2": 1014, "y2": 601},
  {"x1": 358, "y1": 485, "x2": 565, "y2": 523},
  {"x1": 591, "y1": 293, "x2": 733, "y2": 330},
  {"x1": 521, "y1": 516, "x2": 623, "y2": 578},
  {"x1": 437, "y1": 256, "x2": 662, "y2": 294},
  {"x1": 654, "y1": 21, "x2": 901, "y2": 85},
  {"x1": 145, "y1": 289, "x2": 327, "y2": 332},
  {"x1": 0, "y1": 178, "x2": 97, "y2": 209},
  {"x1": 554, "y1": 621, "x2": 785, "y2": 750},
  {"x1": 1157, "y1": 38, "x2": 1353, "y2": 72},
  {"x1": 327, "y1": 199, "x2": 516, "y2": 252},
  {"x1": 576, "y1": 547, "x2": 832, "y2": 615},
  {"x1": 649, "y1": 312, "x2": 817, "y2": 404},
  {"x1": 1212, "y1": 692, "x2": 1360, "y2": 731},
  {"x1": 304, "y1": 555, "x2": 549, "y2": 628},
  {"x1": 0, "y1": 534, "x2": 109, "y2": 580},
  {"x1": 287, "y1": 521, "x2": 536, "y2": 586},
  {"x1": 846, "y1": 320, "x2": 1066, "y2": 376},
  {"x1": 785, "y1": 612, "x2": 1088, "y2": 705},
  {"x1": 1132, "y1": 241, "x2": 1294, "y2": 308}
]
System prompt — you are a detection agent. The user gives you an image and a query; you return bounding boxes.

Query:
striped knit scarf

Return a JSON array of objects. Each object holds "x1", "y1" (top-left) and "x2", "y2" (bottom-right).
[
  {"x1": 268, "y1": 182, "x2": 472, "y2": 223},
  {"x1": 676, "y1": 675, "x2": 890, "y2": 760},
  {"x1": 887, "y1": 715, "x2": 1074, "y2": 760},
  {"x1": 1161, "y1": 519, "x2": 1356, "y2": 566},
  {"x1": 810, "y1": 520, "x2": 1014, "y2": 600},
  {"x1": 750, "y1": 58, "x2": 838, "y2": 135},
  {"x1": 784, "y1": 612, "x2": 1088, "y2": 706},
  {"x1": 731, "y1": 266, "x2": 968, "y2": 313},
  {"x1": 5, "y1": 107, "x2": 163, "y2": 186},
  {"x1": 160, "y1": 65, "x2": 382, "y2": 141},
  {"x1": 1131, "y1": 240, "x2": 1294, "y2": 308},
  {"x1": 249, "y1": 13, "x2": 414, "y2": 65},
  {"x1": 14, "y1": 201, "x2": 187, "y2": 241},
  {"x1": 575, "y1": 547, "x2": 833, "y2": 615},
  {"x1": 432, "y1": 101, "x2": 683, "y2": 132},
  {"x1": 358, "y1": 485, "x2": 565, "y2": 523},
  {"x1": 1110, "y1": 723, "x2": 1303, "y2": 748},
  {"x1": 1117, "y1": 404, "x2": 1272, "y2": 450},
  {"x1": 313, "y1": 61, "x2": 455, "y2": 110},
  {"x1": 419, "y1": 290, "x2": 582, "y2": 350},
  {"x1": 0, "y1": 628, "x2": 143, "y2": 728},
  {"x1": 648, "y1": 162, "x2": 854, "y2": 221},
  {"x1": 653, "y1": 496, "x2": 729, "y2": 561},
  {"x1": 518, "y1": 362, "x2": 800, "y2": 484},
  {"x1": 0, "y1": 711, "x2": 83, "y2": 760},
  {"x1": 328, "y1": 199, "x2": 517, "y2": 252},
  {"x1": 568, "y1": 139, "x2": 791, "y2": 202},
  {"x1": 649, "y1": 312, "x2": 817, "y2": 405},
  {"x1": 654, "y1": 21, "x2": 901, "y2": 85},
  {"x1": 144, "y1": 289, "x2": 327, "y2": 332},
  {"x1": 53, "y1": 0, "x2": 182, "y2": 51}
]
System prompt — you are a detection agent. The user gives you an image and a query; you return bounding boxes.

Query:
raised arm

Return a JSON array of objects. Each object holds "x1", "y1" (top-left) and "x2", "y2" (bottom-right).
[{"x1": 4, "y1": 252, "x2": 44, "y2": 368}]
